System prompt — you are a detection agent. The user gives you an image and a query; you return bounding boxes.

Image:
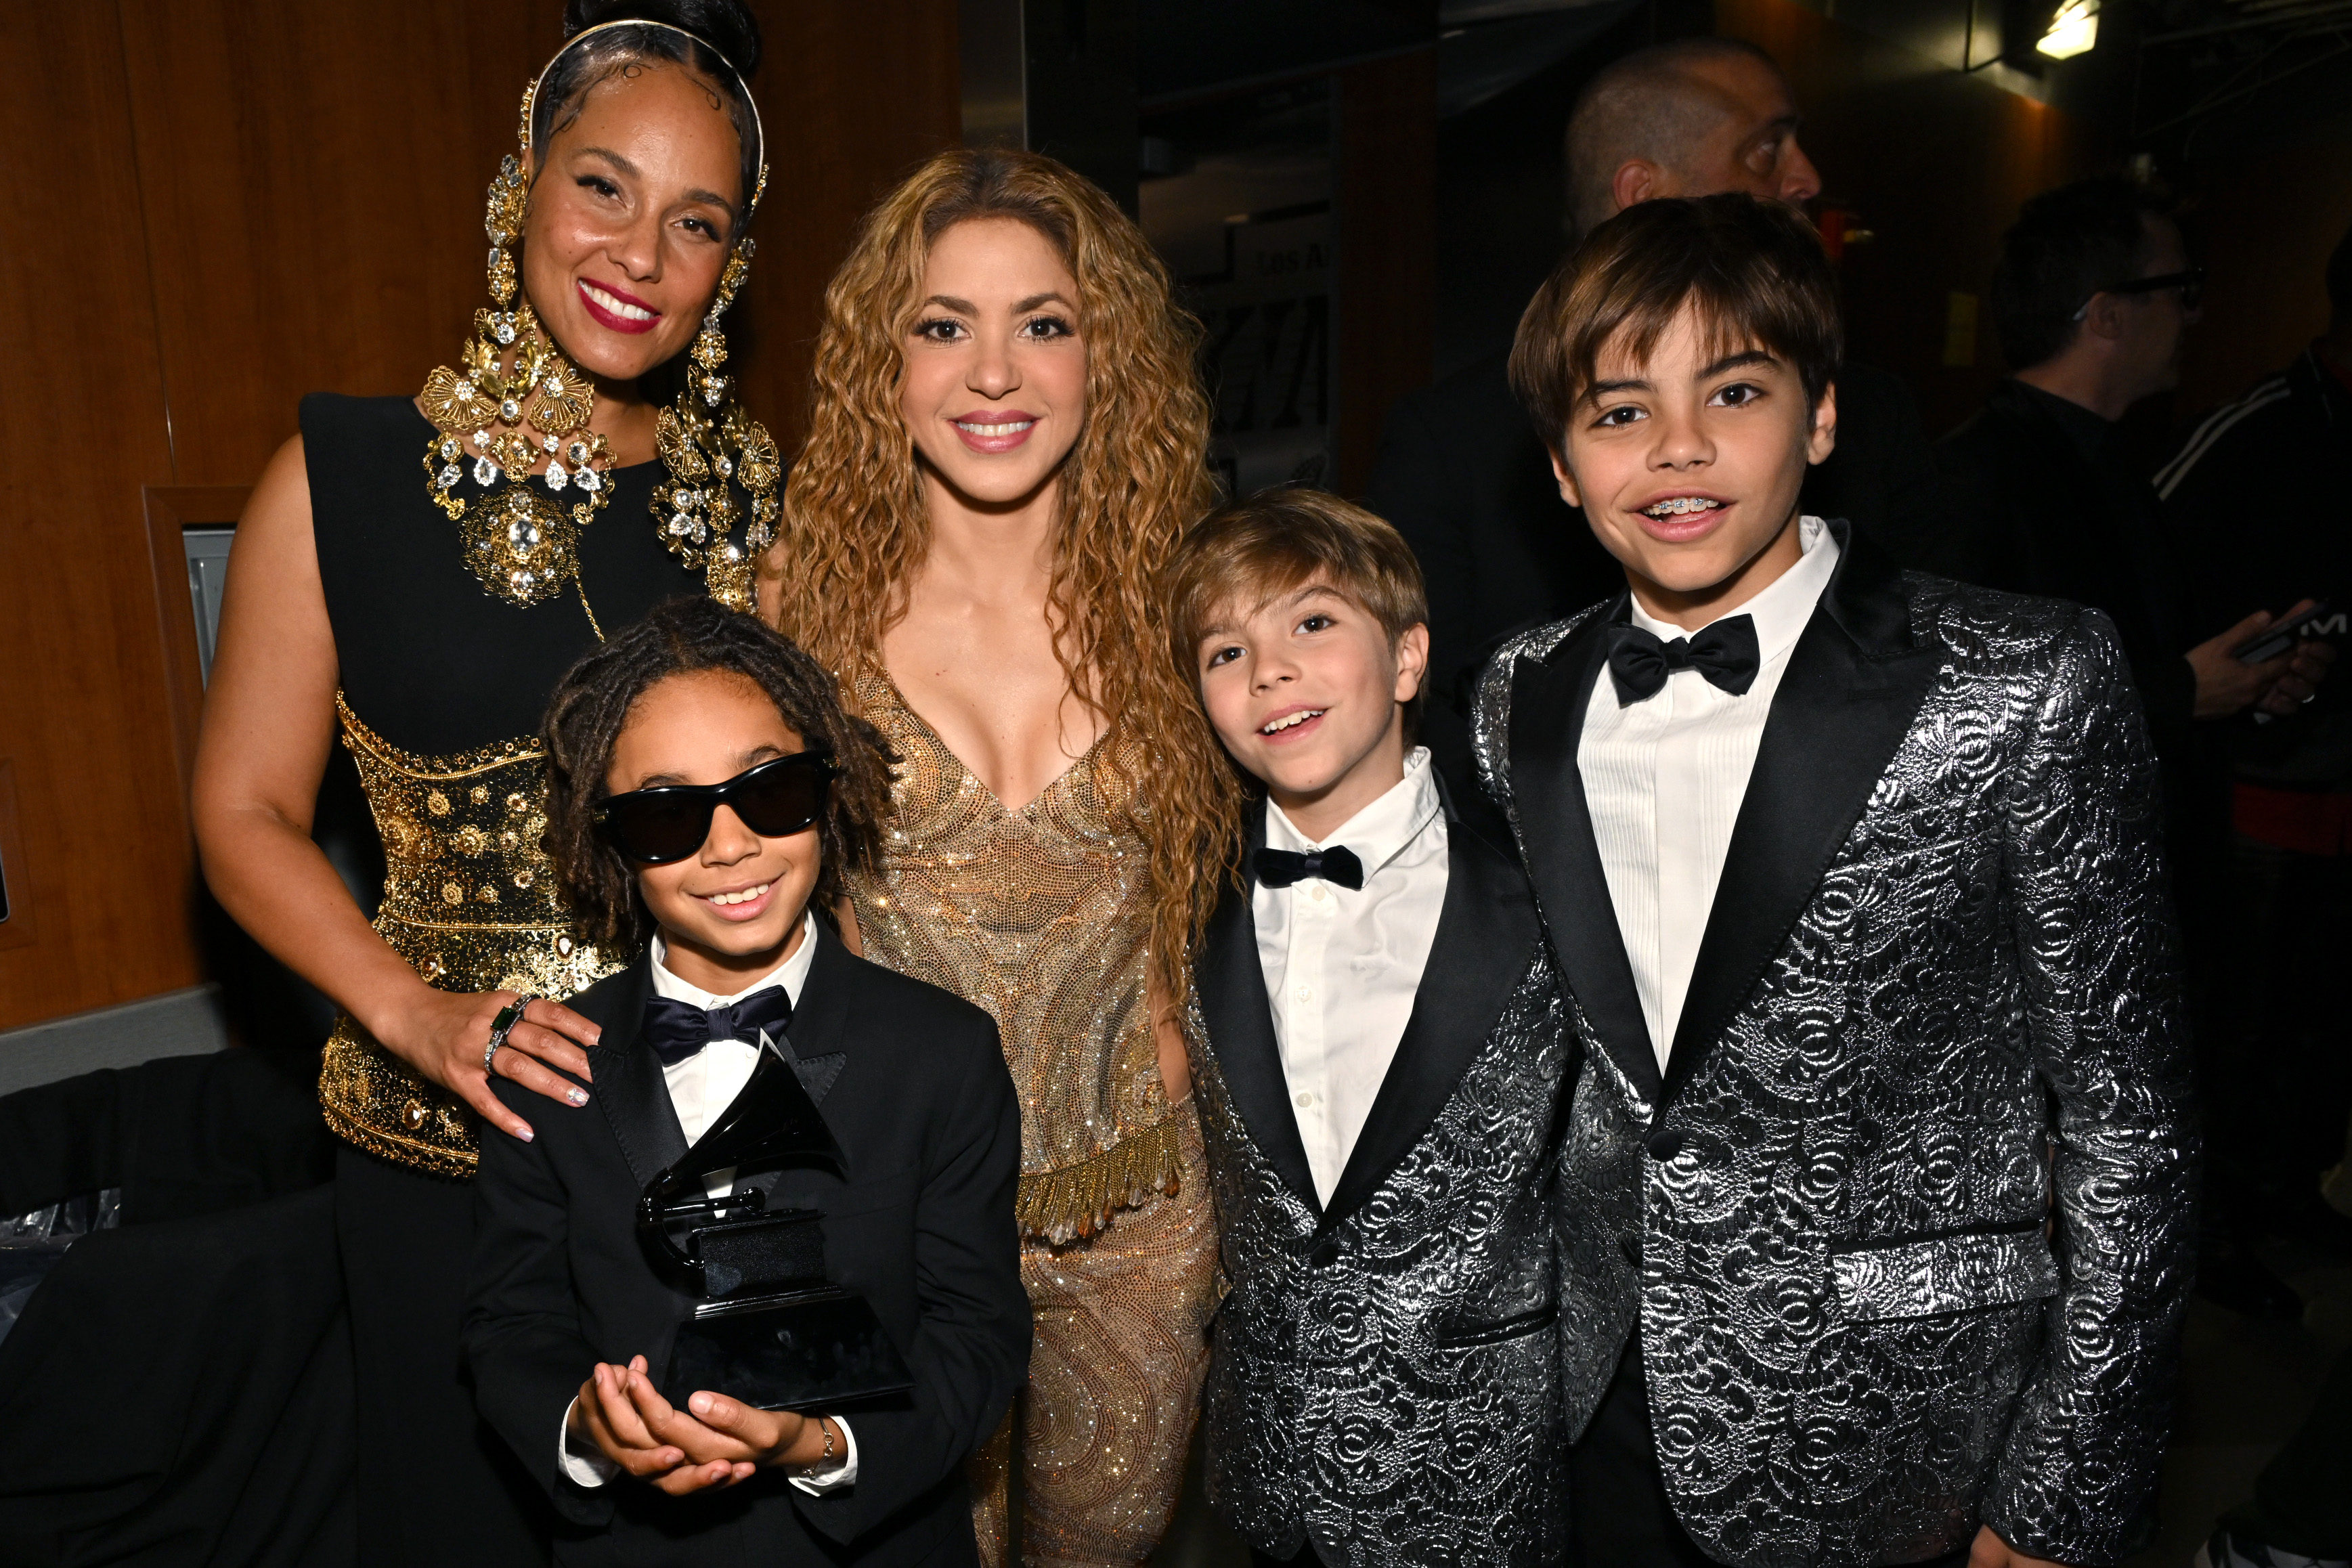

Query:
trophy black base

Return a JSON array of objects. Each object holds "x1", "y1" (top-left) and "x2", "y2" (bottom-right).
[{"x1": 663, "y1": 1287, "x2": 915, "y2": 1411}]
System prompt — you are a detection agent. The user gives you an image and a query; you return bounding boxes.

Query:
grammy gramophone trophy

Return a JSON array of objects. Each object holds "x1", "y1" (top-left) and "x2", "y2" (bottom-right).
[{"x1": 639, "y1": 1036, "x2": 913, "y2": 1410}]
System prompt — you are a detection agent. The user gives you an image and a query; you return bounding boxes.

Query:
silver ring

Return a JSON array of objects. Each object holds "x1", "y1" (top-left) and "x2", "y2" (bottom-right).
[{"x1": 483, "y1": 995, "x2": 537, "y2": 1074}]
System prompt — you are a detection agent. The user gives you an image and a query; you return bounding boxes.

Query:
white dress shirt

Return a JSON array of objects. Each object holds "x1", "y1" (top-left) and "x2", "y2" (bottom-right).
[
  {"x1": 1253, "y1": 747, "x2": 1450, "y2": 1205},
  {"x1": 1578, "y1": 517, "x2": 1839, "y2": 1070},
  {"x1": 559, "y1": 912, "x2": 856, "y2": 1491}
]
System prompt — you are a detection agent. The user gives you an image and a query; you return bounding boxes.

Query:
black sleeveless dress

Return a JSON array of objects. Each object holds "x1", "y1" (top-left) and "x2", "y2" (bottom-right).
[{"x1": 301, "y1": 393, "x2": 701, "y2": 1567}]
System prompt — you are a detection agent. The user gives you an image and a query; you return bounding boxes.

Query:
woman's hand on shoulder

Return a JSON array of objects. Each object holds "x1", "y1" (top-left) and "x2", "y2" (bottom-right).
[{"x1": 372, "y1": 990, "x2": 603, "y2": 1141}]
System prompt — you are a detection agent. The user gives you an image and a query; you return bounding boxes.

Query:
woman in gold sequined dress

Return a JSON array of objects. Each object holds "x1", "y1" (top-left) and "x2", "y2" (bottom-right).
[
  {"x1": 764, "y1": 150, "x2": 1240, "y2": 1567},
  {"x1": 188, "y1": 5, "x2": 778, "y2": 1561}
]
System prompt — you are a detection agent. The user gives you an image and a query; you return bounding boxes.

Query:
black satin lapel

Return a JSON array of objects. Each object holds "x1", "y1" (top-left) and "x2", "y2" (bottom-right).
[
  {"x1": 785, "y1": 918, "x2": 856, "y2": 1061},
  {"x1": 1662, "y1": 545, "x2": 1939, "y2": 1106},
  {"x1": 1507, "y1": 605, "x2": 1664, "y2": 1108},
  {"x1": 787, "y1": 1052, "x2": 847, "y2": 1106},
  {"x1": 771, "y1": 921, "x2": 855, "y2": 1148},
  {"x1": 588, "y1": 962, "x2": 689, "y2": 1190},
  {"x1": 1320, "y1": 823, "x2": 1539, "y2": 1227},
  {"x1": 1196, "y1": 810, "x2": 1322, "y2": 1215}
]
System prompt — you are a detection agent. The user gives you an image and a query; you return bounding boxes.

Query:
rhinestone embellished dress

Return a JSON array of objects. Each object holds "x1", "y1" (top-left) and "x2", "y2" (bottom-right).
[
  {"x1": 305, "y1": 393, "x2": 703, "y2": 1175},
  {"x1": 844, "y1": 668, "x2": 1220, "y2": 1568}
]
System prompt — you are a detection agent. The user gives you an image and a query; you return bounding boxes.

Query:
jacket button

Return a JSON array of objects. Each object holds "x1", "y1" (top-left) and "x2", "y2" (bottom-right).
[
  {"x1": 1310, "y1": 1239, "x2": 1341, "y2": 1269},
  {"x1": 1619, "y1": 1232, "x2": 1641, "y2": 1266},
  {"x1": 1646, "y1": 1128, "x2": 1685, "y2": 1161}
]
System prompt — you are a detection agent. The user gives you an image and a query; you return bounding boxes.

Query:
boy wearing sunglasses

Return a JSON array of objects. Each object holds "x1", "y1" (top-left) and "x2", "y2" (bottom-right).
[{"x1": 463, "y1": 595, "x2": 1030, "y2": 1568}]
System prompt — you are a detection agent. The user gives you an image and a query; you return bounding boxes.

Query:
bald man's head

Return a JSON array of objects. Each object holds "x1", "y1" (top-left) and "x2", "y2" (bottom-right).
[{"x1": 1563, "y1": 38, "x2": 1821, "y2": 238}]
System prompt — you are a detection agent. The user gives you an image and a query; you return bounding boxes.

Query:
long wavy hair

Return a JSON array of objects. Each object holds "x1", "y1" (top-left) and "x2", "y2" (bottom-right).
[{"x1": 767, "y1": 147, "x2": 1240, "y2": 994}]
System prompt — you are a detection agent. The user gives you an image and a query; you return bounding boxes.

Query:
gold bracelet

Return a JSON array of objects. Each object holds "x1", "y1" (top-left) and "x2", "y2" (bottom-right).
[{"x1": 815, "y1": 1414, "x2": 837, "y2": 1467}]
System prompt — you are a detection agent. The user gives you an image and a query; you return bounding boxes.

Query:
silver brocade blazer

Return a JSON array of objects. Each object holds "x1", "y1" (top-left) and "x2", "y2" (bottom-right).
[
  {"x1": 1188, "y1": 798, "x2": 1578, "y2": 1568},
  {"x1": 1472, "y1": 527, "x2": 2198, "y2": 1568}
]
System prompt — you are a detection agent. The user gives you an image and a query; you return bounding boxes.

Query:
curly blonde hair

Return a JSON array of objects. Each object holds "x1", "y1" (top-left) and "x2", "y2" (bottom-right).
[{"x1": 766, "y1": 147, "x2": 1242, "y2": 992}]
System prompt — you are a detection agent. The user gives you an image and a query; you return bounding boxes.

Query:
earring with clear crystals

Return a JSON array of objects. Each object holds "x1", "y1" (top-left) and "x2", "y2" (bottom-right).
[
  {"x1": 651, "y1": 239, "x2": 779, "y2": 614},
  {"x1": 416, "y1": 136, "x2": 614, "y2": 610}
]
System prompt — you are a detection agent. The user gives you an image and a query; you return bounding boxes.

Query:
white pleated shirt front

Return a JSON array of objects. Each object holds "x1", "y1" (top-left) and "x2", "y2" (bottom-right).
[{"x1": 1577, "y1": 517, "x2": 1839, "y2": 1070}]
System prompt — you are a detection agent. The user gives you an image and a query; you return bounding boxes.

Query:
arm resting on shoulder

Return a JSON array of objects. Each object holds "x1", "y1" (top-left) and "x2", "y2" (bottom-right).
[
  {"x1": 1986, "y1": 608, "x2": 2199, "y2": 1565},
  {"x1": 791, "y1": 1022, "x2": 1029, "y2": 1543}
]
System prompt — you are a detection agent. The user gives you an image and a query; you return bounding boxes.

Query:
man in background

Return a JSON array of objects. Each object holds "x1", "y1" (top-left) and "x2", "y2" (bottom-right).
[
  {"x1": 1934, "y1": 175, "x2": 2332, "y2": 1318},
  {"x1": 1365, "y1": 37, "x2": 1946, "y2": 814},
  {"x1": 2159, "y1": 218, "x2": 2352, "y2": 1304}
]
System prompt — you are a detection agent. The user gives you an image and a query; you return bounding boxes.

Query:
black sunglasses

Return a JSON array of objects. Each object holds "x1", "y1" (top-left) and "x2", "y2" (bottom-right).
[
  {"x1": 592, "y1": 752, "x2": 836, "y2": 866},
  {"x1": 2072, "y1": 267, "x2": 2205, "y2": 321}
]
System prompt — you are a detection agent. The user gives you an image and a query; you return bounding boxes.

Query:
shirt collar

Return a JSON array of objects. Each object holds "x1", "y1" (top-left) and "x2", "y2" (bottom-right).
[
  {"x1": 1627, "y1": 513, "x2": 1839, "y2": 672},
  {"x1": 649, "y1": 909, "x2": 819, "y2": 1011},
  {"x1": 1265, "y1": 745, "x2": 1442, "y2": 879}
]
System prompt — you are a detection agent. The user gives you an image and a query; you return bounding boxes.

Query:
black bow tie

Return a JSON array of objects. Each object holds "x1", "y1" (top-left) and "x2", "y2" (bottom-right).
[
  {"x1": 1253, "y1": 844, "x2": 1365, "y2": 890},
  {"x1": 643, "y1": 986, "x2": 793, "y2": 1068},
  {"x1": 1605, "y1": 615, "x2": 1761, "y2": 704}
]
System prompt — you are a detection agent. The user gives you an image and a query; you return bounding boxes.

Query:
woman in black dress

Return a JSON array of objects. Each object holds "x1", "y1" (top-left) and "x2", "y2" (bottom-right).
[{"x1": 190, "y1": 3, "x2": 777, "y2": 1559}]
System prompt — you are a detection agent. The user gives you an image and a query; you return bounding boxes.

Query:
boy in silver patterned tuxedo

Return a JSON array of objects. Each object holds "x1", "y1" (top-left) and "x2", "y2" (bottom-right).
[
  {"x1": 1477, "y1": 194, "x2": 2196, "y2": 1568},
  {"x1": 1169, "y1": 491, "x2": 1578, "y2": 1568}
]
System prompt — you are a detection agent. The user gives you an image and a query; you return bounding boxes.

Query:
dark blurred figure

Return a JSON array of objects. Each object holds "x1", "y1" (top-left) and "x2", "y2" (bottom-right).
[
  {"x1": 1365, "y1": 36, "x2": 1947, "y2": 813},
  {"x1": 1933, "y1": 175, "x2": 2333, "y2": 1317},
  {"x1": 2196, "y1": 1343, "x2": 2352, "y2": 1568},
  {"x1": 2161, "y1": 219, "x2": 2352, "y2": 1269}
]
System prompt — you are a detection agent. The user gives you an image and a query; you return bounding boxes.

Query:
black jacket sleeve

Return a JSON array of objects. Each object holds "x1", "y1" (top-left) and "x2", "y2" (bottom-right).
[
  {"x1": 464, "y1": 1083, "x2": 615, "y2": 1529},
  {"x1": 791, "y1": 1020, "x2": 1028, "y2": 1545}
]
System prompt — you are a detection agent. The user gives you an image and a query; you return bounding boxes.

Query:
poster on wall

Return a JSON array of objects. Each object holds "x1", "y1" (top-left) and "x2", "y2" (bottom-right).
[{"x1": 1141, "y1": 83, "x2": 1334, "y2": 498}]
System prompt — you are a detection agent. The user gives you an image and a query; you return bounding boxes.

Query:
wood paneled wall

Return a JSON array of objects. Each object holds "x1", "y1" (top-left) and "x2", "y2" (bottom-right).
[
  {"x1": 0, "y1": 0, "x2": 959, "y2": 1033},
  {"x1": 0, "y1": 3, "x2": 191, "y2": 1028}
]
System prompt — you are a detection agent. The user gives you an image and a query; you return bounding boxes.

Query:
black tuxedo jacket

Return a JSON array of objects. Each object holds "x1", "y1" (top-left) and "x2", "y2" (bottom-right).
[
  {"x1": 1186, "y1": 792, "x2": 1579, "y2": 1565},
  {"x1": 464, "y1": 920, "x2": 1028, "y2": 1567}
]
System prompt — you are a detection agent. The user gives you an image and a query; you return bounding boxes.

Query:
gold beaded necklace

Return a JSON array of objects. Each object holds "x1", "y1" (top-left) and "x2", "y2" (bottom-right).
[{"x1": 417, "y1": 20, "x2": 776, "y2": 620}]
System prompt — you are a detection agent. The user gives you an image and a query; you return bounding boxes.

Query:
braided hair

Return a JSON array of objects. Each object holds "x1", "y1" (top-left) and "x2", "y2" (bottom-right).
[{"x1": 542, "y1": 596, "x2": 896, "y2": 954}]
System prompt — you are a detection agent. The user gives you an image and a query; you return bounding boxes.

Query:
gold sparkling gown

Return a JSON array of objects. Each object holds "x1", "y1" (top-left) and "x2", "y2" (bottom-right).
[{"x1": 845, "y1": 668, "x2": 1221, "y2": 1568}]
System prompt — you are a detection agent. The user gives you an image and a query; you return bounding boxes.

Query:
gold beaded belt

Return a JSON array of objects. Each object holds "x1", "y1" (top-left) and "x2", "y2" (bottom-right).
[{"x1": 320, "y1": 693, "x2": 619, "y2": 1177}]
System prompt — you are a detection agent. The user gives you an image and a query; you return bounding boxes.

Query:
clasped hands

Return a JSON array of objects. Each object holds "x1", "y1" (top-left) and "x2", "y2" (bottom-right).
[{"x1": 568, "y1": 1355, "x2": 831, "y2": 1494}]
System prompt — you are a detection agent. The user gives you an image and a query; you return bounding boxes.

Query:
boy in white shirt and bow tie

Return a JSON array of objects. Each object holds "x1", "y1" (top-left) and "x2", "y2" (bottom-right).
[
  {"x1": 463, "y1": 595, "x2": 1028, "y2": 1568},
  {"x1": 1167, "y1": 490, "x2": 1579, "y2": 1568},
  {"x1": 1477, "y1": 192, "x2": 2194, "y2": 1568}
]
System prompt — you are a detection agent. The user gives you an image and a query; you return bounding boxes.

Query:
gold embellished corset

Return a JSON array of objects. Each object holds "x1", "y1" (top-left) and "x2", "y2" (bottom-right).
[
  {"x1": 319, "y1": 693, "x2": 619, "y2": 1175},
  {"x1": 843, "y1": 669, "x2": 1182, "y2": 1244}
]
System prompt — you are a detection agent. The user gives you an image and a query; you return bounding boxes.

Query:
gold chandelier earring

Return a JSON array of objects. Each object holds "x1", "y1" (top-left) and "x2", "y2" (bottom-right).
[
  {"x1": 421, "y1": 22, "x2": 777, "y2": 619},
  {"x1": 653, "y1": 218, "x2": 780, "y2": 614},
  {"x1": 418, "y1": 149, "x2": 613, "y2": 611}
]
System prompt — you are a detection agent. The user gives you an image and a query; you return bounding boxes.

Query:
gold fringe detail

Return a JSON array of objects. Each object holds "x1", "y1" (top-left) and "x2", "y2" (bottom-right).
[{"x1": 1016, "y1": 1116, "x2": 1188, "y2": 1245}]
